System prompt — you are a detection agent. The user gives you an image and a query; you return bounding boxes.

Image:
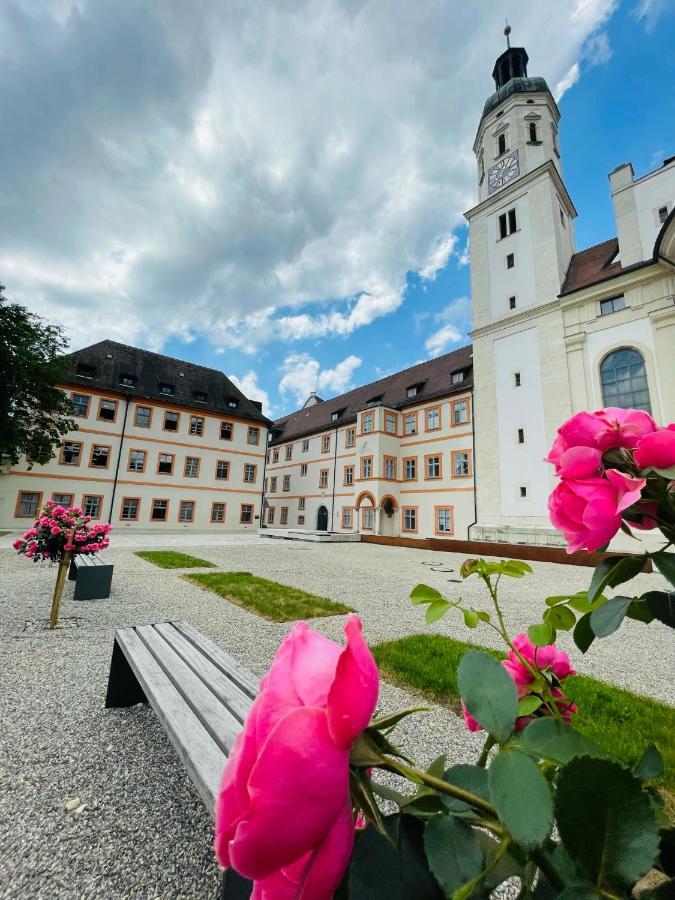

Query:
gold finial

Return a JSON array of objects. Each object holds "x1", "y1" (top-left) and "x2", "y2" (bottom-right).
[{"x1": 504, "y1": 20, "x2": 511, "y2": 49}]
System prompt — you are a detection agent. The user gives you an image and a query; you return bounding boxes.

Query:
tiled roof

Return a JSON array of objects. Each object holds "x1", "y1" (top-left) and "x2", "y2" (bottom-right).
[
  {"x1": 63, "y1": 340, "x2": 271, "y2": 424},
  {"x1": 561, "y1": 237, "x2": 621, "y2": 295},
  {"x1": 270, "y1": 345, "x2": 473, "y2": 445}
]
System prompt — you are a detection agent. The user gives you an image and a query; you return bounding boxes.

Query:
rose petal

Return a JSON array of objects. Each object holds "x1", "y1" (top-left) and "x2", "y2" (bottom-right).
[{"x1": 326, "y1": 615, "x2": 379, "y2": 749}]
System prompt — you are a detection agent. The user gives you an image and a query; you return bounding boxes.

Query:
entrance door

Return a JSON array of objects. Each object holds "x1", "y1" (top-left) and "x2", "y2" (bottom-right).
[{"x1": 317, "y1": 505, "x2": 329, "y2": 531}]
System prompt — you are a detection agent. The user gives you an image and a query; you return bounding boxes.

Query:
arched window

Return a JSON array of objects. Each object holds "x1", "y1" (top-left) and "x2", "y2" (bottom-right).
[
  {"x1": 600, "y1": 347, "x2": 651, "y2": 412},
  {"x1": 498, "y1": 133, "x2": 506, "y2": 156}
]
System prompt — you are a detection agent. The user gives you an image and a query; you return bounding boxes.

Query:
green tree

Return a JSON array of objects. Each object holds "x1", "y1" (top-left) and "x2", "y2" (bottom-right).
[{"x1": 0, "y1": 284, "x2": 77, "y2": 469}]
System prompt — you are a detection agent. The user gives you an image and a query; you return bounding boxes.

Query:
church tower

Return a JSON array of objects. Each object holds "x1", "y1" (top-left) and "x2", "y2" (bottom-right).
[{"x1": 467, "y1": 31, "x2": 577, "y2": 543}]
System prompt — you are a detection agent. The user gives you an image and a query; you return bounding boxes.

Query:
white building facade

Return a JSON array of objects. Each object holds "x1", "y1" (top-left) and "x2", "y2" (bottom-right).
[{"x1": 467, "y1": 45, "x2": 675, "y2": 545}]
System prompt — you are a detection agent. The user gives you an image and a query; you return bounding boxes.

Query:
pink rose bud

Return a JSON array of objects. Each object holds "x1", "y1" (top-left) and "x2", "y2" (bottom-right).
[
  {"x1": 634, "y1": 428, "x2": 675, "y2": 471},
  {"x1": 12, "y1": 539, "x2": 24, "y2": 550}
]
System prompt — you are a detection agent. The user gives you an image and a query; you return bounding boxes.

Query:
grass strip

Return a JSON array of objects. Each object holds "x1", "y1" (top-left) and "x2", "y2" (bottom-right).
[
  {"x1": 135, "y1": 550, "x2": 216, "y2": 569},
  {"x1": 0, "y1": 531, "x2": 9, "y2": 537},
  {"x1": 184, "y1": 570, "x2": 354, "y2": 622},
  {"x1": 372, "y1": 633, "x2": 675, "y2": 793}
]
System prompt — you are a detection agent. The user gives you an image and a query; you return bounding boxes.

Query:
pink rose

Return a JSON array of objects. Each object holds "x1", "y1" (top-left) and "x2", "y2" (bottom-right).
[
  {"x1": 52, "y1": 505, "x2": 65, "y2": 517},
  {"x1": 72, "y1": 507, "x2": 82, "y2": 516},
  {"x1": 461, "y1": 701, "x2": 482, "y2": 732},
  {"x1": 634, "y1": 428, "x2": 675, "y2": 471},
  {"x1": 12, "y1": 539, "x2": 24, "y2": 550},
  {"x1": 510, "y1": 634, "x2": 575, "y2": 681},
  {"x1": 39, "y1": 517, "x2": 50, "y2": 526},
  {"x1": 215, "y1": 615, "x2": 378, "y2": 895},
  {"x1": 547, "y1": 408, "x2": 657, "y2": 472},
  {"x1": 549, "y1": 468, "x2": 646, "y2": 553},
  {"x1": 46, "y1": 500, "x2": 55, "y2": 506},
  {"x1": 64, "y1": 543, "x2": 75, "y2": 551},
  {"x1": 50, "y1": 526, "x2": 61, "y2": 536},
  {"x1": 551, "y1": 688, "x2": 577, "y2": 723}
]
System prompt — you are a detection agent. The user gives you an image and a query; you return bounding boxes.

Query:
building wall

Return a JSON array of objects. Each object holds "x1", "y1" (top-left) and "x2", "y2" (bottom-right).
[
  {"x1": 0, "y1": 385, "x2": 267, "y2": 532},
  {"x1": 610, "y1": 160, "x2": 675, "y2": 267},
  {"x1": 263, "y1": 392, "x2": 475, "y2": 540}
]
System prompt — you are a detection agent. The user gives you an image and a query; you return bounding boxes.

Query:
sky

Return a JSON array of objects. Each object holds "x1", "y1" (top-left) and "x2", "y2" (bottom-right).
[{"x1": 1, "y1": 0, "x2": 673, "y2": 418}]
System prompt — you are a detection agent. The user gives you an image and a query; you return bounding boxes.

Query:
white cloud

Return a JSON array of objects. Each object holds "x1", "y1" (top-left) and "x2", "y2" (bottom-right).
[
  {"x1": 278, "y1": 353, "x2": 362, "y2": 408},
  {"x1": 554, "y1": 63, "x2": 581, "y2": 101},
  {"x1": 583, "y1": 30, "x2": 613, "y2": 66},
  {"x1": 227, "y1": 370, "x2": 273, "y2": 417},
  {"x1": 425, "y1": 324, "x2": 463, "y2": 357},
  {"x1": 0, "y1": 0, "x2": 619, "y2": 352},
  {"x1": 634, "y1": 0, "x2": 668, "y2": 31}
]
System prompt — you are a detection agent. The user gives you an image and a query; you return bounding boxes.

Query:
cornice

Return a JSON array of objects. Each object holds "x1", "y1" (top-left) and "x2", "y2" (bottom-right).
[
  {"x1": 469, "y1": 298, "x2": 561, "y2": 340},
  {"x1": 464, "y1": 160, "x2": 577, "y2": 221}
]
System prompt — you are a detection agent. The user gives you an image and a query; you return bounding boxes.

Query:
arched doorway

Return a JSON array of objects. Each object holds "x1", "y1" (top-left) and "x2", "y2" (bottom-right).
[
  {"x1": 354, "y1": 491, "x2": 376, "y2": 533},
  {"x1": 600, "y1": 347, "x2": 651, "y2": 412},
  {"x1": 379, "y1": 495, "x2": 399, "y2": 537},
  {"x1": 316, "y1": 505, "x2": 329, "y2": 531}
]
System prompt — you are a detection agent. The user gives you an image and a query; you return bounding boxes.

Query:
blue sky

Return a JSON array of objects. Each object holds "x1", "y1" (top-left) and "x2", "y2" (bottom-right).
[{"x1": 2, "y1": 1, "x2": 673, "y2": 418}]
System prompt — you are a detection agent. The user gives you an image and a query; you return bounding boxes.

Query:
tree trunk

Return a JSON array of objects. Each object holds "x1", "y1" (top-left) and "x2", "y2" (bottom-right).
[{"x1": 49, "y1": 552, "x2": 71, "y2": 629}]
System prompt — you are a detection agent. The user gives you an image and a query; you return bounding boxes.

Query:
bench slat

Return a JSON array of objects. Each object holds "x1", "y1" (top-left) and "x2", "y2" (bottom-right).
[
  {"x1": 114, "y1": 627, "x2": 225, "y2": 812},
  {"x1": 135, "y1": 625, "x2": 243, "y2": 758},
  {"x1": 154, "y1": 622, "x2": 253, "y2": 725},
  {"x1": 172, "y1": 621, "x2": 259, "y2": 700}
]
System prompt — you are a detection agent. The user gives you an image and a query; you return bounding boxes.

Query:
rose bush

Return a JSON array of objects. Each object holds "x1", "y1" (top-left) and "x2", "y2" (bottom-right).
[
  {"x1": 215, "y1": 615, "x2": 378, "y2": 899},
  {"x1": 13, "y1": 500, "x2": 112, "y2": 562}
]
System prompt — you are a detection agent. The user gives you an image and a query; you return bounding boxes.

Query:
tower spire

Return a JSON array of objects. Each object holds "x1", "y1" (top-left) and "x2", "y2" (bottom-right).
[{"x1": 504, "y1": 20, "x2": 511, "y2": 49}]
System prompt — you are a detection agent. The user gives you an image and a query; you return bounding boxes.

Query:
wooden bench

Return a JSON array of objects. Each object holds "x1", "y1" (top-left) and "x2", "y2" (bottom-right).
[
  {"x1": 105, "y1": 620, "x2": 258, "y2": 812},
  {"x1": 68, "y1": 554, "x2": 114, "y2": 601}
]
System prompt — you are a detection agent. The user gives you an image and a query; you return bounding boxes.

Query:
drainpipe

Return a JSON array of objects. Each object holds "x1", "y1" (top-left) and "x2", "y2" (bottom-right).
[
  {"x1": 467, "y1": 387, "x2": 478, "y2": 540},
  {"x1": 108, "y1": 394, "x2": 130, "y2": 524},
  {"x1": 329, "y1": 425, "x2": 339, "y2": 532},
  {"x1": 259, "y1": 431, "x2": 270, "y2": 529}
]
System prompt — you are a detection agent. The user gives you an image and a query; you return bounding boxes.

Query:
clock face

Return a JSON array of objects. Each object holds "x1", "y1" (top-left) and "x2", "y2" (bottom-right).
[{"x1": 487, "y1": 151, "x2": 519, "y2": 194}]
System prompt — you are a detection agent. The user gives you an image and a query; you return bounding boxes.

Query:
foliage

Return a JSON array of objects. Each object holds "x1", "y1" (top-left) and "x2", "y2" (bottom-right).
[
  {"x1": 0, "y1": 285, "x2": 76, "y2": 468},
  {"x1": 184, "y1": 570, "x2": 354, "y2": 621},
  {"x1": 13, "y1": 500, "x2": 111, "y2": 562},
  {"x1": 135, "y1": 550, "x2": 216, "y2": 569}
]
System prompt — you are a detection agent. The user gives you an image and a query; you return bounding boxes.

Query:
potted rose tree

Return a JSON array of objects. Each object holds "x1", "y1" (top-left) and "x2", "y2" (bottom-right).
[
  {"x1": 214, "y1": 407, "x2": 675, "y2": 899},
  {"x1": 13, "y1": 500, "x2": 112, "y2": 628}
]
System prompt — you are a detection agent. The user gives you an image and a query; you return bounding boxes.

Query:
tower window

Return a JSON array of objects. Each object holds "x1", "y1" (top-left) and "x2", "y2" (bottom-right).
[
  {"x1": 519, "y1": 486, "x2": 527, "y2": 498},
  {"x1": 560, "y1": 207, "x2": 566, "y2": 227},
  {"x1": 506, "y1": 253, "x2": 515, "y2": 269},
  {"x1": 600, "y1": 295, "x2": 626, "y2": 316},
  {"x1": 498, "y1": 209, "x2": 517, "y2": 240},
  {"x1": 528, "y1": 122, "x2": 537, "y2": 142},
  {"x1": 514, "y1": 372, "x2": 521, "y2": 387},
  {"x1": 498, "y1": 133, "x2": 506, "y2": 156},
  {"x1": 517, "y1": 428, "x2": 525, "y2": 444},
  {"x1": 658, "y1": 206, "x2": 669, "y2": 224},
  {"x1": 509, "y1": 296, "x2": 516, "y2": 310}
]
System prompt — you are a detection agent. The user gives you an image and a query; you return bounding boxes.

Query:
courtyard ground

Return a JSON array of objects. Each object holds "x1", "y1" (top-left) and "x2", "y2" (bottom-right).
[{"x1": 0, "y1": 536, "x2": 673, "y2": 898}]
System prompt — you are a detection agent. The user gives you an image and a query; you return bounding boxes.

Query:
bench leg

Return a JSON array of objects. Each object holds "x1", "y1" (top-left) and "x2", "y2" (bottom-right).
[{"x1": 105, "y1": 638, "x2": 148, "y2": 708}]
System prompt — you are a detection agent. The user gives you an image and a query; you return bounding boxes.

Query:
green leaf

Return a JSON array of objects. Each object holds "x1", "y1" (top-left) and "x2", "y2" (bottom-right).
[
  {"x1": 371, "y1": 782, "x2": 410, "y2": 807},
  {"x1": 517, "y1": 695, "x2": 543, "y2": 717},
  {"x1": 590, "y1": 595, "x2": 633, "y2": 637},
  {"x1": 556, "y1": 757, "x2": 660, "y2": 890},
  {"x1": 514, "y1": 718, "x2": 606, "y2": 765},
  {"x1": 488, "y1": 750, "x2": 553, "y2": 848},
  {"x1": 545, "y1": 595, "x2": 571, "y2": 607},
  {"x1": 626, "y1": 598, "x2": 656, "y2": 624},
  {"x1": 544, "y1": 604, "x2": 576, "y2": 631},
  {"x1": 476, "y1": 610, "x2": 491, "y2": 623},
  {"x1": 568, "y1": 592, "x2": 597, "y2": 614},
  {"x1": 411, "y1": 584, "x2": 443, "y2": 605},
  {"x1": 644, "y1": 590, "x2": 675, "y2": 626},
  {"x1": 457, "y1": 651, "x2": 517, "y2": 743},
  {"x1": 652, "y1": 464, "x2": 675, "y2": 479},
  {"x1": 588, "y1": 554, "x2": 646, "y2": 603},
  {"x1": 440, "y1": 764, "x2": 490, "y2": 815},
  {"x1": 500, "y1": 559, "x2": 533, "y2": 578},
  {"x1": 425, "y1": 600, "x2": 451, "y2": 623},
  {"x1": 369, "y1": 707, "x2": 429, "y2": 732},
  {"x1": 633, "y1": 743, "x2": 664, "y2": 780},
  {"x1": 424, "y1": 815, "x2": 484, "y2": 897},
  {"x1": 573, "y1": 612, "x2": 595, "y2": 653},
  {"x1": 528, "y1": 621, "x2": 555, "y2": 647},
  {"x1": 426, "y1": 755, "x2": 447, "y2": 779},
  {"x1": 462, "y1": 608, "x2": 479, "y2": 628},
  {"x1": 348, "y1": 814, "x2": 443, "y2": 900}
]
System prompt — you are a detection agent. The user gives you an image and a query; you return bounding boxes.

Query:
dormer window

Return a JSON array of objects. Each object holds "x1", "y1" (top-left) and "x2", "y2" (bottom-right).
[
  {"x1": 367, "y1": 394, "x2": 383, "y2": 406},
  {"x1": 159, "y1": 383, "x2": 174, "y2": 396},
  {"x1": 194, "y1": 391, "x2": 207, "y2": 402},
  {"x1": 451, "y1": 371, "x2": 464, "y2": 385},
  {"x1": 227, "y1": 399, "x2": 239, "y2": 409},
  {"x1": 76, "y1": 363, "x2": 96, "y2": 379},
  {"x1": 406, "y1": 386, "x2": 418, "y2": 398},
  {"x1": 119, "y1": 374, "x2": 136, "y2": 387}
]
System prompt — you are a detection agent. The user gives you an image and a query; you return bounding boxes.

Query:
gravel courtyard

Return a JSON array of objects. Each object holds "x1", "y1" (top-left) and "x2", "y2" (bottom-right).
[{"x1": 1, "y1": 536, "x2": 673, "y2": 899}]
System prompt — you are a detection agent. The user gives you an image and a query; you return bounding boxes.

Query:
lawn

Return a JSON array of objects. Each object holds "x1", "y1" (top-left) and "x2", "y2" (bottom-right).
[
  {"x1": 0, "y1": 531, "x2": 9, "y2": 537},
  {"x1": 185, "y1": 570, "x2": 354, "y2": 622},
  {"x1": 135, "y1": 550, "x2": 216, "y2": 569},
  {"x1": 372, "y1": 633, "x2": 675, "y2": 794}
]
